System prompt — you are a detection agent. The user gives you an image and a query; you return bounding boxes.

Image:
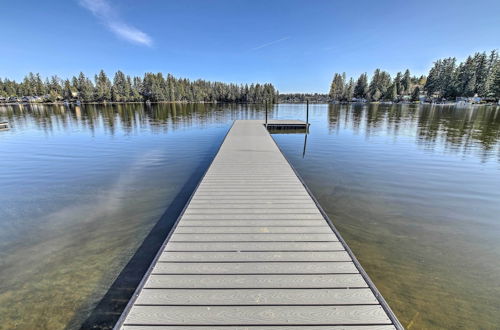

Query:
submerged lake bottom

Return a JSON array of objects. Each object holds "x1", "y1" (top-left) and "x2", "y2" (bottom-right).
[{"x1": 0, "y1": 103, "x2": 499, "y2": 329}]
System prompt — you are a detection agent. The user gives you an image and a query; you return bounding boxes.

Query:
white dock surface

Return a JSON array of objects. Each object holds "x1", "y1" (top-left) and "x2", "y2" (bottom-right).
[{"x1": 117, "y1": 120, "x2": 400, "y2": 329}]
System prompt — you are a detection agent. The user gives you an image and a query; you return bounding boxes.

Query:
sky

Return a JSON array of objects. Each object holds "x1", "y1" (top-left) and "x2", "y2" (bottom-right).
[{"x1": 1, "y1": 0, "x2": 499, "y2": 93}]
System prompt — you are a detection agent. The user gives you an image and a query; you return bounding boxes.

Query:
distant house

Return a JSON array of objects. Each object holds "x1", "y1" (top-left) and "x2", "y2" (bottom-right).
[{"x1": 456, "y1": 96, "x2": 482, "y2": 104}]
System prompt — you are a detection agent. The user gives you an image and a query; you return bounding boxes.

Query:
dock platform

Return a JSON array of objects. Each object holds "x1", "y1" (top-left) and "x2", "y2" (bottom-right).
[{"x1": 116, "y1": 120, "x2": 401, "y2": 329}]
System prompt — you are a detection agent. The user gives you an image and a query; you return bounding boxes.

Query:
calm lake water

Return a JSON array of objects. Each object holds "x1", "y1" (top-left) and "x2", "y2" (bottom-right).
[{"x1": 0, "y1": 103, "x2": 499, "y2": 329}]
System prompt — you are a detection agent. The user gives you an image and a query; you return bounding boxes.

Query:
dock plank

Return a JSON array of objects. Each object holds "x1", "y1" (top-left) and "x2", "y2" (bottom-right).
[
  {"x1": 124, "y1": 326, "x2": 396, "y2": 330},
  {"x1": 144, "y1": 274, "x2": 368, "y2": 289},
  {"x1": 170, "y1": 233, "x2": 338, "y2": 241},
  {"x1": 165, "y1": 241, "x2": 344, "y2": 251},
  {"x1": 135, "y1": 288, "x2": 377, "y2": 305},
  {"x1": 158, "y1": 251, "x2": 351, "y2": 262},
  {"x1": 124, "y1": 305, "x2": 391, "y2": 325},
  {"x1": 152, "y1": 262, "x2": 358, "y2": 274},
  {"x1": 174, "y1": 226, "x2": 333, "y2": 233},
  {"x1": 179, "y1": 220, "x2": 329, "y2": 226}
]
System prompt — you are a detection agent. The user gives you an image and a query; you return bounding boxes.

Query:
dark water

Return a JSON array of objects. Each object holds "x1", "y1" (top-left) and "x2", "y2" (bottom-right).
[{"x1": 0, "y1": 103, "x2": 499, "y2": 329}]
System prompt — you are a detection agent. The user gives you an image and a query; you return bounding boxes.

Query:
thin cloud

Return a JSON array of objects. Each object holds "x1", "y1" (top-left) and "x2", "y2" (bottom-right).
[
  {"x1": 79, "y1": 0, "x2": 153, "y2": 46},
  {"x1": 252, "y1": 36, "x2": 290, "y2": 51}
]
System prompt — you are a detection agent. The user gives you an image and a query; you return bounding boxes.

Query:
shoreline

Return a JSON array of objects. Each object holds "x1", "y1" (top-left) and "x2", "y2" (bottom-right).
[{"x1": 1, "y1": 101, "x2": 498, "y2": 106}]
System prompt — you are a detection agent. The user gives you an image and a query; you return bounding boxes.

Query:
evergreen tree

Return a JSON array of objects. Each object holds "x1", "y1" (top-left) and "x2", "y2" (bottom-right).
[
  {"x1": 130, "y1": 76, "x2": 141, "y2": 101},
  {"x1": 48, "y1": 76, "x2": 62, "y2": 96},
  {"x1": 411, "y1": 86, "x2": 421, "y2": 101},
  {"x1": 34, "y1": 73, "x2": 45, "y2": 95},
  {"x1": 456, "y1": 57, "x2": 476, "y2": 97},
  {"x1": 112, "y1": 71, "x2": 128, "y2": 102},
  {"x1": 95, "y1": 70, "x2": 112, "y2": 101},
  {"x1": 486, "y1": 50, "x2": 499, "y2": 96},
  {"x1": 384, "y1": 83, "x2": 397, "y2": 101},
  {"x1": 490, "y1": 62, "x2": 500, "y2": 99},
  {"x1": 425, "y1": 58, "x2": 456, "y2": 98},
  {"x1": 329, "y1": 73, "x2": 345, "y2": 101},
  {"x1": 401, "y1": 69, "x2": 411, "y2": 94},
  {"x1": 394, "y1": 72, "x2": 403, "y2": 95},
  {"x1": 76, "y1": 72, "x2": 94, "y2": 102},
  {"x1": 354, "y1": 73, "x2": 369, "y2": 99},
  {"x1": 166, "y1": 74, "x2": 176, "y2": 101},
  {"x1": 342, "y1": 78, "x2": 355, "y2": 101},
  {"x1": 368, "y1": 69, "x2": 391, "y2": 101},
  {"x1": 474, "y1": 52, "x2": 489, "y2": 97}
]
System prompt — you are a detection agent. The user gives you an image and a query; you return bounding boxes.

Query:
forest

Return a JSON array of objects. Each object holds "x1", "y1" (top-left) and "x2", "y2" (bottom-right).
[
  {"x1": 2, "y1": 50, "x2": 499, "y2": 104},
  {"x1": 328, "y1": 50, "x2": 500, "y2": 102},
  {"x1": 0, "y1": 71, "x2": 278, "y2": 104}
]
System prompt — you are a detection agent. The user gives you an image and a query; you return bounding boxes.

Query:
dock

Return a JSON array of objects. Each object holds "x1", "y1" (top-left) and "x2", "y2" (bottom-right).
[{"x1": 116, "y1": 120, "x2": 401, "y2": 329}]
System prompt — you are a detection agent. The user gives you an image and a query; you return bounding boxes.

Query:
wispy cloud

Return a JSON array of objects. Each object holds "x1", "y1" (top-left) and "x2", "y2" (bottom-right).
[
  {"x1": 252, "y1": 36, "x2": 290, "y2": 51},
  {"x1": 79, "y1": 0, "x2": 153, "y2": 47}
]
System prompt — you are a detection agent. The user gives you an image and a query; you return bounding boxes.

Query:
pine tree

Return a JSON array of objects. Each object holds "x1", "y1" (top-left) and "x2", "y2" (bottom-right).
[
  {"x1": 368, "y1": 69, "x2": 391, "y2": 101},
  {"x1": 130, "y1": 76, "x2": 141, "y2": 101},
  {"x1": 329, "y1": 73, "x2": 345, "y2": 101},
  {"x1": 34, "y1": 73, "x2": 45, "y2": 95},
  {"x1": 491, "y1": 62, "x2": 500, "y2": 99},
  {"x1": 49, "y1": 76, "x2": 62, "y2": 96},
  {"x1": 401, "y1": 69, "x2": 411, "y2": 94},
  {"x1": 63, "y1": 79, "x2": 74, "y2": 100},
  {"x1": 354, "y1": 73, "x2": 369, "y2": 99},
  {"x1": 166, "y1": 74, "x2": 176, "y2": 101},
  {"x1": 474, "y1": 52, "x2": 489, "y2": 97},
  {"x1": 456, "y1": 57, "x2": 476, "y2": 97},
  {"x1": 411, "y1": 86, "x2": 420, "y2": 102},
  {"x1": 394, "y1": 72, "x2": 403, "y2": 95},
  {"x1": 342, "y1": 78, "x2": 355, "y2": 101},
  {"x1": 425, "y1": 58, "x2": 456, "y2": 98},
  {"x1": 95, "y1": 70, "x2": 112, "y2": 101},
  {"x1": 112, "y1": 71, "x2": 128, "y2": 102},
  {"x1": 75, "y1": 72, "x2": 94, "y2": 101},
  {"x1": 384, "y1": 83, "x2": 397, "y2": 101}
]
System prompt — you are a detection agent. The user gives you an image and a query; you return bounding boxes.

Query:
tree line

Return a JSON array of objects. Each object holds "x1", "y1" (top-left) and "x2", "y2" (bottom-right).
[
  {"x1": 0, "y1": 71, "x2": 278, "y2": 104},
  {"x1": 278, "y1": 93, "x2": 330, "y2": 103},
  {"x1": 329, "y1": 50, "x2": 500, "y2": 102}
]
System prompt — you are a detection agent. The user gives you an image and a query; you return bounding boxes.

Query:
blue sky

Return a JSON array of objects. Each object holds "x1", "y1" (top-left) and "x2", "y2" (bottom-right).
[{"x1": 1, "y1": 0, "x2": 499, "y2": 93}]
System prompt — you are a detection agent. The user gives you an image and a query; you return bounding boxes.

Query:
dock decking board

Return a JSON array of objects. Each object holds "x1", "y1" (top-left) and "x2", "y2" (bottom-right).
[{"x1": 116, "y1": 120, "x2": 401, "y2": 329}]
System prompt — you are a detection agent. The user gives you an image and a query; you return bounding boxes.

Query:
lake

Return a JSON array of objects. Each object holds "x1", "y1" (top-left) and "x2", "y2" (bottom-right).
[{"x1": 0, "y1": 103, "x2": 499, "y2": 329}]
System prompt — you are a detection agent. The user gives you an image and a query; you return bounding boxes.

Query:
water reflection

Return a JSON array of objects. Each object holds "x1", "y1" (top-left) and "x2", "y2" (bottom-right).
[
  {"x1": 2, "y1": 103, "x2": 267, "y2": 134},
  {"x1": 327, "y1": 104, "x2": 500, "y2": 161}
]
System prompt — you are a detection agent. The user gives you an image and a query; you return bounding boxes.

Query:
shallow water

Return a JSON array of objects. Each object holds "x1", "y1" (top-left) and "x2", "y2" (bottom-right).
[{"x1": 0, "y1": 103, "x2": 499, "y2": 329}]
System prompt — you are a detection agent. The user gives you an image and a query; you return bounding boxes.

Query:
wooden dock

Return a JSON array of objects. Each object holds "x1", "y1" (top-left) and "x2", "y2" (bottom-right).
[{"x1": 116, "y1": 120, "x2": 401, "y2": 329}]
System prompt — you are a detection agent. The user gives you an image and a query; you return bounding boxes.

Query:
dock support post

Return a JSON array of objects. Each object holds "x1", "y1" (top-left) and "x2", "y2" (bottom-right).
[
  {"x1": 306, "y1": 100, "x2": 309, "y2": 133},
  {"x1": 265, "y1": 100, "x2": 268, "y2": 129}
]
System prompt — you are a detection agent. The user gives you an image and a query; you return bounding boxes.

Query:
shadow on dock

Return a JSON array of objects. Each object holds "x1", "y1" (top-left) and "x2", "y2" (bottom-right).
[{"x1": 77, "y1": 156, "x2": 213, "y2": 330}]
